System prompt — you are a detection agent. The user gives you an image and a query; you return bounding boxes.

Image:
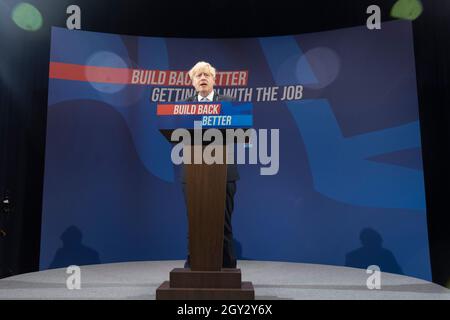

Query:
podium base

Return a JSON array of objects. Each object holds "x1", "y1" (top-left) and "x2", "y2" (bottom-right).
[
  {"x1": 156, "y1": 281, "x2": 255, "y2": 300},
  {"x1": 156, "y1": 268, "x2": 255, "y2": 300}
]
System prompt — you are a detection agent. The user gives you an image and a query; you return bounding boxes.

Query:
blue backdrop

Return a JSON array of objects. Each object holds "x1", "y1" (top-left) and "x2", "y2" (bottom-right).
[{"x1": 41, "y1": 20, "x2": 431, "y2": 280}]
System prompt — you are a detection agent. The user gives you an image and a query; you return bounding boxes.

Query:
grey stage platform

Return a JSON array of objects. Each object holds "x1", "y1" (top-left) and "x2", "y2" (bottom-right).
[{"x1": 0, "y1": 260, "x2": 449, "y2": 300}]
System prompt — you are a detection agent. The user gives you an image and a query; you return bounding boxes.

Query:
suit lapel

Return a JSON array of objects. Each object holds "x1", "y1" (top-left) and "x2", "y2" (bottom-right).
[{"x1": 192, "y1": 91, "x2": 217, "y2": 102}]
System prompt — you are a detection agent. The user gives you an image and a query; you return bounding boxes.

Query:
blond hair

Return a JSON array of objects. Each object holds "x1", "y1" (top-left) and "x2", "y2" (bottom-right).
[{"x1": 188, "y1": 61, "x2": 216, "y2": 79}]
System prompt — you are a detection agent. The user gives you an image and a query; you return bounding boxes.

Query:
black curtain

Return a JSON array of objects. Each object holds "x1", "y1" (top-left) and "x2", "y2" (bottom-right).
[{"x1": 413, "y1": 0, "x2": 450, "y2": 287}]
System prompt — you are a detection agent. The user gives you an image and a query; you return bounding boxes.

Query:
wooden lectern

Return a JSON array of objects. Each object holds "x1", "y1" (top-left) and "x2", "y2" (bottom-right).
[{"x1": 155, "y1": 102, "x2": 254, "y2": 300}]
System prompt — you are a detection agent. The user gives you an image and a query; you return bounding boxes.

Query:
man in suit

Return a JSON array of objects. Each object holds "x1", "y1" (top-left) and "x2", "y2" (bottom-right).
[{"x1": 182, "y1": 61, "x2": 238, "y2": 269}]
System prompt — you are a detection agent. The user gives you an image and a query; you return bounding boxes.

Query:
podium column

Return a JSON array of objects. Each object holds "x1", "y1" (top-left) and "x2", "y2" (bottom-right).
[
  {"x1": 186, "y1": 144, "x2": 227, "y2": 271},
  {"x1": 156, "y1": 144, "x2": 254, "y2": 300}
]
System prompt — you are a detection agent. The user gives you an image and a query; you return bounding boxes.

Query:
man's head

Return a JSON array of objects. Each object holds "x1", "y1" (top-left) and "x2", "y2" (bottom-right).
[{"x1": 188, "y1": 61, "x2": 216, "y2": 97}]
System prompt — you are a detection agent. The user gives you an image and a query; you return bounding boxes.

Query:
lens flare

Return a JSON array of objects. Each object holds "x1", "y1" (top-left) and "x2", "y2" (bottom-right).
[
  {"x1": 391, "y1": 0, "x2": 423, "y2": 21},
  {"x1": 11, "y1": 2, "x2": 43, "y2": 31}
]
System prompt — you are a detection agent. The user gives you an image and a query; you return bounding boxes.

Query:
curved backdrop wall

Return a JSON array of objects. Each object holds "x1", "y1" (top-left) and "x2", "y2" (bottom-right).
[{"x1": 40, "y1": 20, "x2": 431, "y2": 280}]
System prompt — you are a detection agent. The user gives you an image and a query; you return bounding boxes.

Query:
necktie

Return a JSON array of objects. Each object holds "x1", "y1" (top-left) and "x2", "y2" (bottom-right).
[{"x1": 201, "y1": 97, "x2": 209, "y2": 102}]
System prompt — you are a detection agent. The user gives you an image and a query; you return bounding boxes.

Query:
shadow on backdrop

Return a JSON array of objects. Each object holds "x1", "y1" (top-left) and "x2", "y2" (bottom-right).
[
  {"x1": 49, "y1": 225, "x2": 100, "y2": 269},
  {"x1": 234, "y1": 237, "x2": 251, "y2": 260},
  {"x1": 345, "y1": 228, "x2": 403, "y2": 275}
]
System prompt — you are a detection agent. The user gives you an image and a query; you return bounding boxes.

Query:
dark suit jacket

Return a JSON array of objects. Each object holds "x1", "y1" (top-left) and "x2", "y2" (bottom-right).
[{"x1": 180, "y1": 91, "x2": 240, "y2": 182}]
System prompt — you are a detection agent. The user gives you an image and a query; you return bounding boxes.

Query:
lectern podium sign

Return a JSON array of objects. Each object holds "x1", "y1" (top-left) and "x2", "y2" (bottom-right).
[
  {"x1": 155, "y1": 101, "x2": 255, "y2": 300},
  {"x1": 156, "y1": 101, "x2": 253, "y2": 129}
]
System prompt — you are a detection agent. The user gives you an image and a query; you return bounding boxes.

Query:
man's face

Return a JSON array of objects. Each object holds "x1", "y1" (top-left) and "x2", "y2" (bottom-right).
[{"x1": 192, "y1": 67, "x2": 215, "y2": 96}]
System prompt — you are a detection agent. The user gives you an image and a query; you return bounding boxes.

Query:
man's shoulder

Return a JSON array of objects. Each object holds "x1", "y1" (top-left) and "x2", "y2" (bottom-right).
[
  {"x1": 184, "y1": 93, "x2": 235, "y2": 102},
  {"x1": 185, "y1": 95, "x2": 196, "y2": 102},
  {"x1": 217, "y1": 94, "x2": 234, "y2": 102}
]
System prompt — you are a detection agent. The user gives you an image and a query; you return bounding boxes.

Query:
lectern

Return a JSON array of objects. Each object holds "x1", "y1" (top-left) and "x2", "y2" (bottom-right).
[{"x1": 155, "y1": 102, "x2": 254, "y2": 300}]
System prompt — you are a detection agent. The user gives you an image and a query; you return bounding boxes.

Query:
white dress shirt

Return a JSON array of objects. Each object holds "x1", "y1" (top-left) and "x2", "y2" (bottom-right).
[{"x1": 197, "y1": 90, "x2": 215, "y2": 102}]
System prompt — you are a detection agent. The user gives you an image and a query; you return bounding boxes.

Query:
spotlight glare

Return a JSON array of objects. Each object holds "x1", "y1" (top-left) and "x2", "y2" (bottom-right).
[
  {"x1": 11, "y1": 2, "x2": 43, "y2": 31},
  {"x1": 390, "y1": 0, "x2": 423, "y2": 21}
]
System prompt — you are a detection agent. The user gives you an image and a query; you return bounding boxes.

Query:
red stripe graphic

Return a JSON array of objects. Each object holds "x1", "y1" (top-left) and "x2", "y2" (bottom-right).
[
  {"x1": 157, "y1": 104, "x2": 176, "y2": 115},
  {"x1": 49, "y1": 62, "x2": 132, "y2": 84},
  {"x1": 157, "y1": 104, "x2": 222, "y2": 115},
  {"x1": 49, "y1": 62, "x2": 248, "y2": 86}
]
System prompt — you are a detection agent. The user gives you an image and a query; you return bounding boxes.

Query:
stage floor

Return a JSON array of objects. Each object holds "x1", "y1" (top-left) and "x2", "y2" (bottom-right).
[{"x1": 0, "y1": 260, "x2": 449, "y2": 300}]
